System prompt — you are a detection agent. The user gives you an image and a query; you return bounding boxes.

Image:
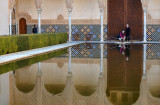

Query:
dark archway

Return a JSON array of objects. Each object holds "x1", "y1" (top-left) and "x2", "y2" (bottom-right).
[
  {"x1": 19, "y1": 18, "x2": 27, "y2": 34},
  {"x1": 108, "y1": 0, "x2": 143, "y2": 40}
]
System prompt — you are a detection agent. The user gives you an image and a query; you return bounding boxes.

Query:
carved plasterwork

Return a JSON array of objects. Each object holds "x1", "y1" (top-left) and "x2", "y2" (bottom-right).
[{"x1": 35, "y1": 0, "x2": 43, "y2": 11}]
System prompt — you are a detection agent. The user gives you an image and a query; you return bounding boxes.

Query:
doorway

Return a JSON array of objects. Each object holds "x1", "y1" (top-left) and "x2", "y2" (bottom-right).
[
  {"x1": 19, "y1": 18, "x2": 27, "y2": 34},
  {"x1": 108, "y1": 0, "x2": 143, "y2": 40}
]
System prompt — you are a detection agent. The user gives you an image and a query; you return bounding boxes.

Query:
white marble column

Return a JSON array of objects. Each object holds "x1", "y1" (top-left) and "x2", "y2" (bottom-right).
[
  {"x1": 9, "y1": 9, "x2": 13, "y2": 35},
  {"x1": 37, "y1": 10, "x2": 42, "y2": 34},
  {"x1": 100, "y1": 44, "x2": 104, "y2": 73},
  {"x1": 143, "y1": 9, "x2": 147, "y2": 42},
  {"x1": 68, "y1": 12, "x2": 72, "y2": 42},
  {"x1": 100, "y1": 12, "x2": 104, "y2": 42},
  {"x1": 68, "y1": 47, "x2": 72, "y2": 73},
  {"x1": 143, "y1": 44, "x2": 147, "y2": 77}
]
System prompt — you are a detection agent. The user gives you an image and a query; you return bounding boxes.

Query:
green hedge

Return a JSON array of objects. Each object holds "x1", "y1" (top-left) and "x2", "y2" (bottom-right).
[
  {"x1": 0, "y1": 48, "x2": 67, "y2": 75},
  {"x1": 0, "y1": 33, "x2": 67, "y2": 55}
]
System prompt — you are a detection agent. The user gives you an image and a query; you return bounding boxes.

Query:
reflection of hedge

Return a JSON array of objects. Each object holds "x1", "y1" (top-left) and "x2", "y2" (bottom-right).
[
  {"x1": 0, "y1": 48, "x2": 67, "y2": 75},
  {"x1": 0, "y1": 33, "x2": 67, "y2": 55}
]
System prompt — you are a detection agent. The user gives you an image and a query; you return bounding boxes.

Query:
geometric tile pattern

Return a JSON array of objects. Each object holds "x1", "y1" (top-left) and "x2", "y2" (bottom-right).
[
  {"x1": 147, "y1": 25, "x2": 160, "y2": 41},
  {"x1": 147, "y1": 44, "x2": 160, "y2": 59},
  {"x1": 12, "y1": 25, "x2": 16, "y2": 35},
  {"x1": 12, "y1": 24, "x2": 160, "y2": 41},
  {"x1": 64, "y1": 44, "x2": 107, "y2": 58},
  {"x1": 26, "y1": 24, "x2": 108, "y2": 41},
  {"x1": 72, "y1": 44, "x2": 107, "y2": 58}
]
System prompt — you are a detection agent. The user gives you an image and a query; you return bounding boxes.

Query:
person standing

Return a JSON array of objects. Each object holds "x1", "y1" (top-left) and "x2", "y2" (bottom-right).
[
  {"x1": 125, "y1": 24, "x2": 130, "y2": 41},
  {"x1": 32, "y1": 25, "x2": 37, "y2": 34}
]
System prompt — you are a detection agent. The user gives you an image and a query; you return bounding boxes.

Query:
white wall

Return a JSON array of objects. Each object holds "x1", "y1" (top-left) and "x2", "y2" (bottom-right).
[
  {"x1": 148, "y1": 0, "x2": 160, "y2": 19},
  {"x1": 0, "y1": 0, "x2": 9, "y2": 35},
  {"x1": 0, "y1": 73, "x2": 10, "y2": 105},
  {"x1": 17, "y1": 0, "x2": 100, "y2": 20}
]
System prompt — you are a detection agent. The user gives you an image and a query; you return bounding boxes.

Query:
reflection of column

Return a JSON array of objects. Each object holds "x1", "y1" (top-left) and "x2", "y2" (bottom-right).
[
  {"x1": 100, "y1": 44, "x2": 104, "y2": 73},
  {"x1": 68, "y1": 47, "x2": 72, "y2": 73},
  {"x1": 143, "y1": 44, "x2": 147, "y2": 76},
  {"x1": 36, "y1": 62, "x2": 42, "y2": 105},
  {"x1": 98, "y1": 73, "x2": 104, "y2": 105},
  {"x1": 65, "y1": 72, "x2": 73, "y2": 105},
  {"x1": 10, "y1": 9, "x2": 13, "y2": 35},
  {"x1": 38, "y1": 62, "x2": 42, "y2": 74},
  {"x1": 143, "y1": 8, "x2": 147, "y2": 42},
  {"x1": 37, "y1": 10, "x2": 42, "y2": 34},
  {"x1": 68, "y1": 12, "x2": 72, "y2": 42}
]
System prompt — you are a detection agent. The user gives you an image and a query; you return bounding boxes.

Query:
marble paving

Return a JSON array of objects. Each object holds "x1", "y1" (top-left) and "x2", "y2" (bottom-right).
[{"x1": 0, "y1": 42, "x2": 84, "y2": 65}]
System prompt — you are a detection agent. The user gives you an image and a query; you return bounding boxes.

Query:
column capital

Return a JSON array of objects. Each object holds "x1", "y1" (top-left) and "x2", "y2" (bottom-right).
[
  {"x1": 37, "y1": 9, "x2": 42, "y2": 13},
  {"x1": 10, "y1": 9, "x2": 13, "y2": 13},
  {"x1": 100, "y1": 9, "x2": 104, "y2": 15},
  {"x1": 66, "y1": 0, "x2": 73, "y2": 12},
  {"x1": 143, "y1": 7, "x2": 147, "y2": 12},
  {"x1": 35, "y1": 0, "x2": 43, "y2": 10},
  {"x1": 9, "y1": 0, "x2": 15, "y2": 10},
  {"x1": 68, "y1": 9, "x2": 72, "y2": 13},
  {"x1": 98, "y1": 0, "x2": 105, "y2": 10}
]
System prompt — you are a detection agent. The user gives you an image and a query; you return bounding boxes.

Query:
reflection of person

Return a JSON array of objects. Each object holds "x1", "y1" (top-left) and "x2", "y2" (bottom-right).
[
  {"x1": 32, "y1": 25, "x2": 37, "y2": 34},
  {"x1": 117, "y1": 44, "x2": 125, "y2": 55},
  {"x1": 125, "y1": 45, "x2": 130, "y2": 61},
  {"x1": 120, "y1": 44, "x2": 125, "y2": 55},
  {"x1": 118, "y1": 30, "x2": 125, "y2": 41},
  {"x1": 126, "y1": 24, "x2": 130, "y2": 41}
]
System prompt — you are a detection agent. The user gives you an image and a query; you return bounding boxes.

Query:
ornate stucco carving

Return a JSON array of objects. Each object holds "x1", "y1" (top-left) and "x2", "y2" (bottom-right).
[{"x1": 9, "y1": 0, "x2": 15, "y2": 10}]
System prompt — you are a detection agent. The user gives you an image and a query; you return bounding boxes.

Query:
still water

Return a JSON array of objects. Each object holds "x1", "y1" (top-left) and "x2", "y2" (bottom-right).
[{"x1": 0, "y1": 44, "x2": 160, "y2": 105}]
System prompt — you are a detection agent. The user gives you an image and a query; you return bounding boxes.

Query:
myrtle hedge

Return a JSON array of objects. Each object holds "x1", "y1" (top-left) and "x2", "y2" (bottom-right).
[{"x1": 0, "y1": 33, "x2": 67, "y2": 55}]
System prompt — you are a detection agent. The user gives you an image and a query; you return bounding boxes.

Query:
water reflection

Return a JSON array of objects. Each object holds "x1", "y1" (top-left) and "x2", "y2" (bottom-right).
[
  {"x1": 0, "y1": 44, "x2": 160, "y2": 105},
  {"x1": 107, "y1": 44, "x2": 143, "y2": 105}
]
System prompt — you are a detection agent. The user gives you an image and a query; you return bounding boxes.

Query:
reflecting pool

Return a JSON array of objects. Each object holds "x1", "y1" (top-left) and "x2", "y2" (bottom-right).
[{"x1": 0, "y1": 44, "x2": 160, "y2": 105}]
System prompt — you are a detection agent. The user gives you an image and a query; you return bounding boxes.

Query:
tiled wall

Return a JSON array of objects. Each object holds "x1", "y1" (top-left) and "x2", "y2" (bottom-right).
[
  {"x1": 27, "y1": 24, "x2": 108, "y2": 41},
  {"x1": 12, "y1": 24, "x2": 160, "y2": 42},
  {"x1": 146, "y1": 25, "x2": 160, "y2": 41}
]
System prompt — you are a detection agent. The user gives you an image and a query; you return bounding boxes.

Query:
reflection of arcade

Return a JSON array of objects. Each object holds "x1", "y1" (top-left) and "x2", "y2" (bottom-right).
[
  {"x1": 107, "y1": 44, "x2": 143, "y2": 105},
  {"x1": 86, "y1": 43, "x2": 92, "y2": 49},
  {"x1": 72, "y1": 44, "x2": 92, "y2": 50}
]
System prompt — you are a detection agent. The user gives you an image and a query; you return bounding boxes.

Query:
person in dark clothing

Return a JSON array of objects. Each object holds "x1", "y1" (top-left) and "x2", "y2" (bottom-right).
[
  {"x1": 125, "y1": 24, "x2": 130, "y2": 41},
  {"x1": 32, "y1": 25, "x2": 37, "y2": 34},
  {"x1": 125, "y1": 45, "x2": 130, "y2": 61}
]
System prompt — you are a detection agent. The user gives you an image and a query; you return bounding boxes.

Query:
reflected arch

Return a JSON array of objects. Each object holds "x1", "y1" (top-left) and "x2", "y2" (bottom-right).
[
  {"x1": 147, "y1": 65, "x2": 160, "y2": 98},
  {"x1": 14, "y1": 65, "x2": 37, "y2": 93}
]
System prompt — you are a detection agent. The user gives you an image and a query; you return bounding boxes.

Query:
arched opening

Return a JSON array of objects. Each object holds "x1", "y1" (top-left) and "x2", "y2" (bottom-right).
[
  {"x1": 19, "y1": 18, "x2": 27, "y2": 34},
  {"x1": 108, "y1": 0, "x2": 143, "y2": 40}
]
